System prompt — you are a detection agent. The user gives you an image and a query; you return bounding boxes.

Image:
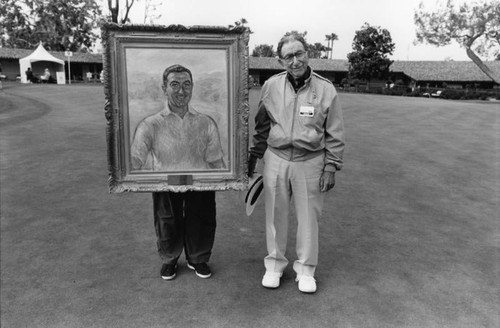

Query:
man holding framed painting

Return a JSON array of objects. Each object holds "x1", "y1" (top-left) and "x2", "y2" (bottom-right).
[
  {"x1": 103, "y1": 24, "x2": 250, "y2": 282},
  {"x1": 131, "y1": 64, "x2": 225, "y2": 280},
  {"x1": 248, "y1": 31, "x2": 345, "y2": 294}
]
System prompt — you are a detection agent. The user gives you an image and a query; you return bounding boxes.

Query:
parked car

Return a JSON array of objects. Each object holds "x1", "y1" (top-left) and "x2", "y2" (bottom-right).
[{"x1": 423, "y1": 90, "x2": 442, "y2": 98}]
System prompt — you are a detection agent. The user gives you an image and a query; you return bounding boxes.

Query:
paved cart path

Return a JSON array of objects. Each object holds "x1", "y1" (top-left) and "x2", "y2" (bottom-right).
[{"x1": 1, "y1": 82, "x2": 498, "y2": 328}]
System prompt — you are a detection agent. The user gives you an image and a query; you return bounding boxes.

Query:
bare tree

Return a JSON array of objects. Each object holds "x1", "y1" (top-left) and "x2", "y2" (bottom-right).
[{"x1": 107, "y1": 0, "x2": 136, "y2": 24}]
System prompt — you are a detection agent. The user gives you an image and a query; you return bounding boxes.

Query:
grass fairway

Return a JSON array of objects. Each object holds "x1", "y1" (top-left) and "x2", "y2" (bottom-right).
[{"x1": 1, "y1": 82, "x2": 498, "y2": 328}]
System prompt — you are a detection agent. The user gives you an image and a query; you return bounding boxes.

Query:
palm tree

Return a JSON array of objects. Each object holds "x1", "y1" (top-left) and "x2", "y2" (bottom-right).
[{"x1": 325, "y1": 33, "x2": 339, "y2": 59}]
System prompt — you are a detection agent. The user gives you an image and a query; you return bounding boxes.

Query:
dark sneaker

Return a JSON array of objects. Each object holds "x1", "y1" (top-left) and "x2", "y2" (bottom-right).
[
  {"x1": 161, "y1": 263, "x2": 177, "y2": 280},
  {"x1": 187, "y1": 262, "x2": 212, "y2": 278}
]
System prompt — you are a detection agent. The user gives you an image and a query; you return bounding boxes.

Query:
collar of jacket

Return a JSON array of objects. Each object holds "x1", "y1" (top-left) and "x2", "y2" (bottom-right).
[{"x1": 286, "y1": 66, "x2": 311, "y2": 93}]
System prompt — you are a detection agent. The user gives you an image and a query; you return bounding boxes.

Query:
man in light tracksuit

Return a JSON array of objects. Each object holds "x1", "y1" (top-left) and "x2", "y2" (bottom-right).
[{"x1": 248, "y1": 31, "x2": 345, "y2": 294}]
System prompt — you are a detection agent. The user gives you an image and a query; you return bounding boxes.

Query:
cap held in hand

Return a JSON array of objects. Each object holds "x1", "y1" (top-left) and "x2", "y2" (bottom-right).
[{"x1": 245, "y1": 174, "x2": 263, "y2": 216}]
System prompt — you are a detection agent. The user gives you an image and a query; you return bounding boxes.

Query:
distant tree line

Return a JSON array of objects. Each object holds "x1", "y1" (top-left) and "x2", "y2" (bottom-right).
[
  {"x1": 0, "y1": 0, "x2": 158, "y2": 50},
  {"x1": 252, "y1": 0, "x2": 499, "y2": 85},
  {"x1": 1, "y1": 0, "x2": 498, "y2": 84}
]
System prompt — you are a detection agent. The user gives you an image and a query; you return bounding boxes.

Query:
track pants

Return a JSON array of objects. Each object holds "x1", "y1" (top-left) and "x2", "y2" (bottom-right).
[
  {"x1": 263, "y1": 150, "x2": 325, "y2": 277},
  {"x1": 152, "y1": 191, "x2": 216, "y2": 265}
]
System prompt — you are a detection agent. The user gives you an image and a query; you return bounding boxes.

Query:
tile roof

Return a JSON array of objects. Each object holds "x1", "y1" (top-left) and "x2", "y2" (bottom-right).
[
  {"x1": 0, "y1": 47, "x2": 102, "y2": 63},
  {"x1": 249, "y1": 57, "x2": 499, "y2": 82},
  {"x1": 390, "y1": 60, "x2": 500, "y2": 82},
  {"x1": 249, "y1": 57, "x2": 349, "y2": 71},
  {"x1": 0, "y1": 47, "x2": 31, "y2": 59}
]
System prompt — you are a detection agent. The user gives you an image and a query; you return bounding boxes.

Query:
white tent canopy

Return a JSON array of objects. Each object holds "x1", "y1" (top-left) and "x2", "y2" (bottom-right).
[{"x1": 19, "y1": 42, "x2": 65, "y2": 83}]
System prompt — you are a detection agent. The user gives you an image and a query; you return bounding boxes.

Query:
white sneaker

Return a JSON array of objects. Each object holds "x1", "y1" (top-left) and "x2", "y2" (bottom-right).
[
  {"x1": 262, "y1": 271, "x2": 282, "y2": 288},
  {"x1": 296, "y1": 275, "x2": 317, "y2": 293}
]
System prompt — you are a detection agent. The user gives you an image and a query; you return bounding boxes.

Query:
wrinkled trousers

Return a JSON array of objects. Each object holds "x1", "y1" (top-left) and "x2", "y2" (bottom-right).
[
  {"x1": 263, "y1": 150, "x2": 325, "y2": 277},
  {"x1": 152, "y1": 191, "x2": 216, "y2": 265}
]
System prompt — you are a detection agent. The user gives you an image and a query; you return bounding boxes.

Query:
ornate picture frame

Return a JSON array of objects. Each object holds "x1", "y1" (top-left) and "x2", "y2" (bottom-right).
[{"x1": 102, "y1": 23, "x2": 250, "y2": 192}]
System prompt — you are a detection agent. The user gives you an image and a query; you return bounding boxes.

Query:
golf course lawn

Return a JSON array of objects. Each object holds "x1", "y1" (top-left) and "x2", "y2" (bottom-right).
[{"x1": 1, "y1": 82, "x2": 498, "y2": 328}]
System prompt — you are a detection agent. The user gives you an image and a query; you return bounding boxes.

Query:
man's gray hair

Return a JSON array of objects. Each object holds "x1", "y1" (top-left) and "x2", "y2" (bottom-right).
[{"x1": 277, "y1": 31, "x2": 308, "y2": 58}]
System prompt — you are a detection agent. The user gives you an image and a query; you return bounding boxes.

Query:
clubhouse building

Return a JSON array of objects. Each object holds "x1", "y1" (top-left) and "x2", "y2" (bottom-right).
[{"x1": 249, "y1": 57, "x2": 500, "y2": 90}]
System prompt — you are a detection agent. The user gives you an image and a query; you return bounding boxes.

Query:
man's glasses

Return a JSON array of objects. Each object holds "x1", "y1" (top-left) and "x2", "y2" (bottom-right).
[
  {"x1": 168, "y1": 81, "x2": 192, "y2": 91},
  {"x1": 282, "y1": 51, "x2": 306, "y2": 64}
]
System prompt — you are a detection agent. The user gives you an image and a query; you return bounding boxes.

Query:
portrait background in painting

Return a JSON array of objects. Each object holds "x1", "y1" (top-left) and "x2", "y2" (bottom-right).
[{"x1": 126, "y1": 47, "x2": 230, "y2": 173}]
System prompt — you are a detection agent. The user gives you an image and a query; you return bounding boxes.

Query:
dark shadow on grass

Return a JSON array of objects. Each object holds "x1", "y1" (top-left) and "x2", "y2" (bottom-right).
[{"x1": 0, "y1": 89, "x2": 52, "y2": 127}]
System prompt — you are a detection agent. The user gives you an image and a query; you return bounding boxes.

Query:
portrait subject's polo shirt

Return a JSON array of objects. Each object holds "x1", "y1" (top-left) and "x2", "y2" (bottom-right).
[{"x1": 131, "y1": 106, "x2": 224, "y2": 172}]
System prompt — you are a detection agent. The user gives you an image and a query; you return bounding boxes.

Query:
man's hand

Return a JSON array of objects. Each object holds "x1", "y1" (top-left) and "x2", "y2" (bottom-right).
[
  {"x1": 247, "y1": 154, "x2": 257, "y2": 178},
  {"x1": 319, "y1": 171, "x2": 336, "y2": 192}
]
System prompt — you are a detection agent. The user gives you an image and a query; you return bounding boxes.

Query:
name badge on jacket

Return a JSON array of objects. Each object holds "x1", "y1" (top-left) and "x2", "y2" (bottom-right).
[{"x1": 299, "y1": 106, "x2": 314, "y2": 117}]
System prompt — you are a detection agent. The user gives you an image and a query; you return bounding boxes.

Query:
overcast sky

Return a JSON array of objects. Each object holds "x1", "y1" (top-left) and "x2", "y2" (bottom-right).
[{"x1": 118, "y1": 0, "x2": 476, "y2": 61}]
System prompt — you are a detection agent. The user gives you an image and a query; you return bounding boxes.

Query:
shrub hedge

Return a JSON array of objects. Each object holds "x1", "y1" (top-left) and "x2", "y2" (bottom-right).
[
  {"x1": 340, "y1": 85, "x2": 500, "y2": 101},
  {"x1": 440, "y1": 89, "x2": 500, "y2": 100}
]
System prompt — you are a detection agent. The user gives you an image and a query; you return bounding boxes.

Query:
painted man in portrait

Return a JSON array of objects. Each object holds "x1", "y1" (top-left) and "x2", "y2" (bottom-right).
[{"x1": 130, "y1": 64, "x2": 225, "y2": 172}]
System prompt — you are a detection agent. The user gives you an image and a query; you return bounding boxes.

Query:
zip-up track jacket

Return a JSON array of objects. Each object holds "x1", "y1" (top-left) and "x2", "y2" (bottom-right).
[{"x1": 250, "y1": 69, "x2": 345, "y2": 172}]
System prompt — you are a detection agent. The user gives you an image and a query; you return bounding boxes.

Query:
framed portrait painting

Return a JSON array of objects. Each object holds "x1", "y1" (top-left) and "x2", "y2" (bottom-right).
[{"x1": 102, "y1": 23, "x2": 250, "y2": 192}]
